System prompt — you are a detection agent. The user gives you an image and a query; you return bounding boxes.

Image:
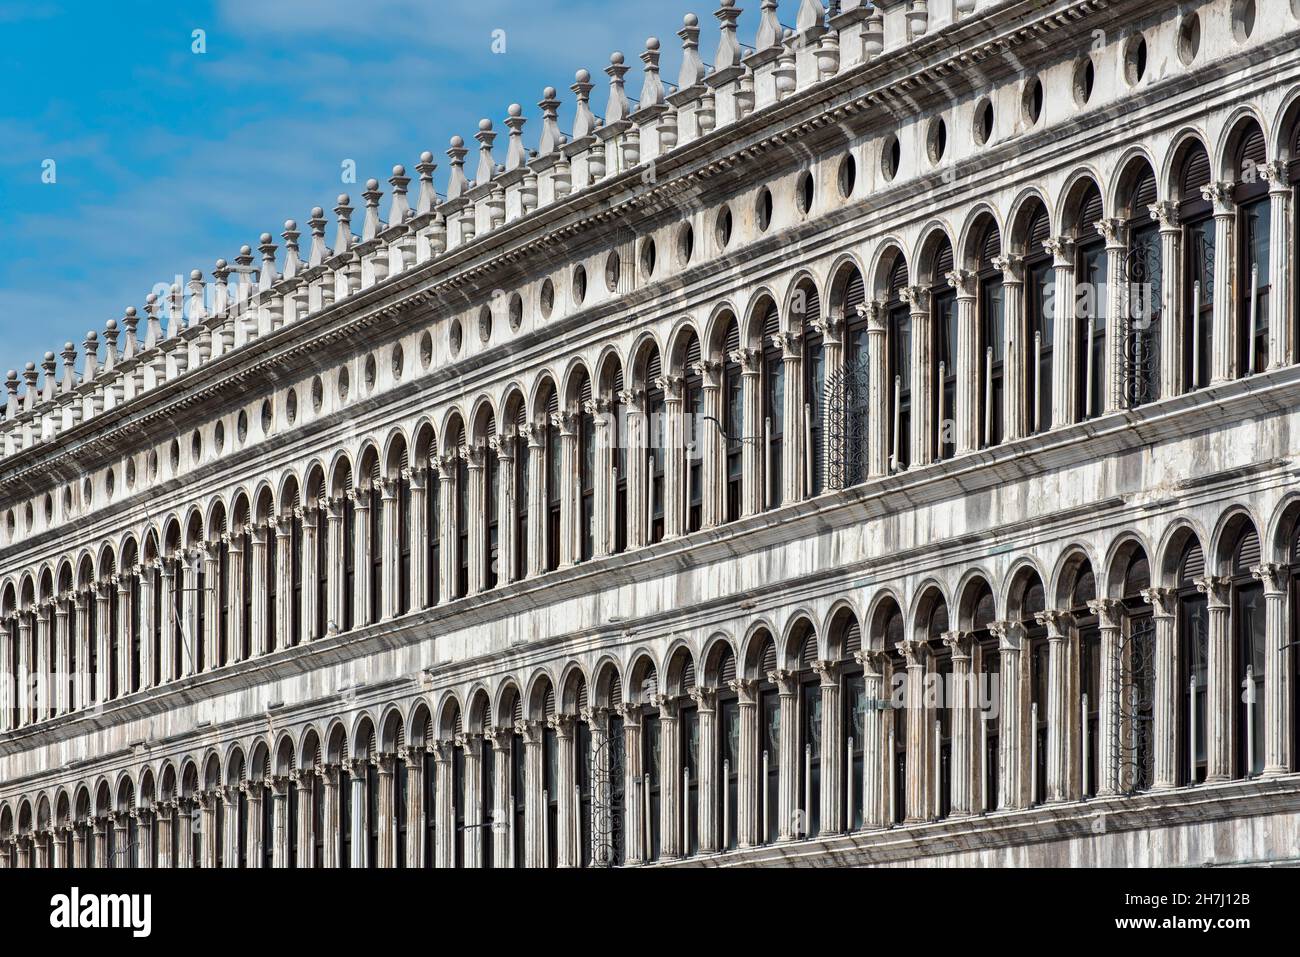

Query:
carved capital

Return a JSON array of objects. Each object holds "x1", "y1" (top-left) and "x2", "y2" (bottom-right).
[
  {"x1": 1043, "y1": 236, "x2": 1076, "y2": 266},
  {"x1": 1034, "y1": 609, "x2": 1067, "y2": 639},
  {"x1": 1252, "y1": 563, "x2": 1288, "y2": 595},
  {"x1": 946, "y1": 269, "x2": 976, "y2": 298},
  {"x1": 1094, "y1": 217, "x2": 1126, "y2": 248},
  {"x1": 900, "y1": 285, "x2": 930, "y2": 314},
  {"x1": 1201, "y1": 181, "x2": 1235, "y2": 215},
  {"x1": 1148, "y1": 201, "x2": 1180, "y2": 230},
  {"x1": 1194, "y1": 575, "x2": 1230, "y2": 607},
  {"x1": 991, "y1": 255, "x2": 1024, "y2": 284},
  {"x1": 1087, "y1": 597, "x2": 1123, "y2": 628},
  {"x1": 941, "y1": 630, "x2": 972, "y2": 661}
]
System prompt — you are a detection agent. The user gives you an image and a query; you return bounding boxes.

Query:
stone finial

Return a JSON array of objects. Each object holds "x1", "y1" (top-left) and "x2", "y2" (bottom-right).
[
  {"x1": 361, "y1": 179, "x2": 384, "y2": 242},
  {"x1": 60, "y1": 341, "x2": 77, "y2": 393},
  {"x1": 504, "y1": 105, "x2": 527, "y2": 172},
  {"x1": 537, "y1": 87, "x2": 562, "y2": 157},
  {"x1": 82, "y1": 331, "x2": 99, "y2": 381},
  {"x1": 756, "y1": 0, "x2": 781, "y2": 51},
  {"x1": 332, "y1": 195, "x2": 354, "y2": 255},
  {"x1": 121, "y1": 306, "x2": 139, "y2": 359},
  {"x1": 185, "y1": 269, "x2": 207, "y2": 324},
  {"x1": 638, "y1": 38, "x2": 665, "y2": 110},
  {"x1": 210, "y1": 259, "x2": 232, "y2": 319},
  {"x1": 571, "y1": 69, "x2": 597, "y2": 141},
  {"x1": 168, "y1": 282, "x2": 185, "y2": 335},
  {"x1": 102, "y1": 321, "x2": 119, "y2": 372},
  {"x1": 605, "y1": 52, "x2": 631, "y2": 124},
  {"x1": 233, "y1": 246, "x2": 256, "y2": 305},
  {"x1": 678, "y1": 15, "x2": 706, "y2": 89},
  {"x1": 797, "y1": 0, "x2": 825, "y2": 34},
  {"x1": 41, "y1": 351, "x2": 57, "y2": 403},
  {"x1": 446, "y1": 135, "x2": 470, "y2": 200},
  {"x1": 474, "y1": 119, "x2": 497, "y2": 186},
  {"x1": 307, "y1": 208, "x2": 330, "y2": 267},
  {"x1": 5, "y1": 370, "x2": 19, "y2": 420},
  {"x1": 715, "y1": 1, "x2": 743, "y2": 71},
  {"x1": 414, "y1": 152, "x2": 438, "y2": 216},
  {"x1": 387, "y1": 165, "x2": 411, "y2": 225},
  {"x1": 257, "y1": 233, "x2": 279, "y2": 292},
  {"x1": 22, "y1": 362, "x2": 38, "y2": 412},
  {"x1": 281, "y1": 221, "x2": 302, "y2": 280},
  {"x1": 145, "y1": 292, "x2": 164, "y2": 344}
]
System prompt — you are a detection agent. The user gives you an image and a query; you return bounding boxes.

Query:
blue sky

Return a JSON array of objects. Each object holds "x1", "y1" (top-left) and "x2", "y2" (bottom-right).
[{"x1": 0, "y1": 0, "x2": 773, "y2": 372}]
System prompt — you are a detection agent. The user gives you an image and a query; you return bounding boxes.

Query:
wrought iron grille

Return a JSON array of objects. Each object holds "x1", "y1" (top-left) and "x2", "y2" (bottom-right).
[
  {"x1": 1113, "y1": 616, "x2": 1157, "y2": 795},
  {"x1": 588, "y1": 728, "x2": 624, "y2": 867},
  {"x1": 825, "y1": 361, "x2": 871, "y2": 491},
  {"x1": 1121, "y1": 243, "x2": 1161, "y2": 408}
]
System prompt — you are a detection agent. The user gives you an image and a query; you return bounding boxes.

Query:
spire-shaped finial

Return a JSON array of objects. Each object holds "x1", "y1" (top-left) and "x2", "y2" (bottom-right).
[
  {"x1": 414, "y1": 152, "x2": 438, "y2": 216},
  {"x1": 41, "y1": 351, "x2": 57, "y2": 403},
  {"x1": 639, "y1": 39, "x2": 665, "y2": 110},
  {"x1": 233, "y1": 246, "x2": 256, "y2": 305},
  {"x1": 715, "y1": 1, "x2": 743, "y2": 72},
  {"x1": 22, "y1": 362, "x2": 38, "y2": 412},
  {"x1": 679, "y1": 14, "x2": 706, "y2": 89},
  {"x1": 83, "y1": 331, "x2": 100, "y2": 381},
  {"x1": 145, "y1": 292, "x2": 165, "y2": 343},
  {"x1": 210, "y1": 259, "x2": 232, "y2": 319},
  {"x1": 756, "y1": 0, "x2": 781, "y2": 51},
  {"x1": 361, "y1": 179, "x2": 384, "y2": 242},
  {"x1": 446, "y1": 136, "x2": 469, "y2": 200},
  {"x1": 605, "y1": 53, "x2": 631, "y2": 124},
  {"x1": 332, "y1": 195, "x2": 355, "y2": 254},
  {"x1": 307, "y1": 208, "x2": 330, "y2": 267},
  {"x1": 183, "y1": 270, "x2": 206, "y2": 325},
  {"x1": 797, "y1": 0, "x2": 825, "y2": 35},
  {"x1": 474, "y1": 119, "x2": 497, "y2": 186},
  {"x1": 281, "y1": 221, "x2": 302, "y2": 279},
  {"x1": 504, "y1": 105, "x2": 528, "y2": 171},
  {"x1": 122, "y1": 306, "x2": 140, "y2": 357},
  {"x1": 60, "y1": 341, "x2": 77, "y2": 393},
  {"x1": 387, "y1": 166, "x2": 411, "y2": 226},
  {"x1": 571, "y1": 70, "x2": 596, "y2": 140},
  {"x1": 168, "y1": 282, "x2": 185, "y2": 335},
  {"x1": 5, "y1": 370, "x2": 19, "y2": 420},
  {"x1": 258, "y1": 233, "x2": 279, "y2": 291},
  {"x1": 537, "y1": 87, "x2": 562, "y2": 157},
  {"x1": 102, "y1": 321, "x2": 119, "y2": 372}
]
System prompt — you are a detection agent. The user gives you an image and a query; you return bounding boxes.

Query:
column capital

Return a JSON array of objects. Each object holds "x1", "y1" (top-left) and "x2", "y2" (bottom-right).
[
  {"x1": 946, "y1": 269, "x2": 977, "y2": 298},
  {"x1": 900, "y1": 285, "x2": 930, "y2": 315},
  {"x1": 1094, "y1": 217, "x2": 1127, "y2": 249},
  {"x1": 728, "y1": 347, "x2": 761, "y2": 373},
  {"x1": 1034, "y1": 610, "x2": 1067, "y2": 639},
  {"x1": 770, "y1": 331, "x2": 801, "y2": 360},
  {"x1": 1043, "y1": 236, "x2": 1076, "y2": 267},
  {"x1": 650, "y1": 693, "x2": 680, "y2": 718},
  {"x1": 992, "y1": 255, "x2": 1024, "y2": 284},
  {"x1": 989, "y1": 620, "x2": 1024, "y2": 651},
  {"x1": 728, "y1": 677, "x2": 758, "y2": 704},
  {"x1": 1086, "y1": 598, "x2": 1123, "y2": 628},
  {"x1": 687, "y1": 685, "x2": 717, "y2": 711},
  {"x1": 1200, "y1": 181, "x2": 1235, "y2": 216},
  {"x1": 853, "y1": 648, "x2": 888, "y2": 676},
  {"x1": 1194, "y1": 575, "x2": 1230, "y2": 607},
  {"x1": 767, "y1": 668, "x2": 798, "y2": 694},
  {"x1": 812, "y1": 659, "x2": 841, "y2": 686},
  {"x1": 1148, "y1": 201, "x2": 1180, "y2": 231},
  {"x1": 1260, "y1": 161, "x2": 1291, "y2": 194},
  {"x1": 862, "y1": 300, "x2": 887, "y2": 332},
  {"x1": 1251, "y1": 563, "x2": 1289, "y2": 595},
  {"x1": 1141, "y1": 586, "x2": 1177, "y2": 618},
  {"x1": 895, "y1": 638, "x2": 927, "y2": 668},
  {"x1": 547, "y1": 712, "x2": 576, "y2": 736},
  {"x1": 941, "y1": 630, "x2": 973, "y2": 660},
  {"x1": 811, "y1": 315, "x2": 843, "y2": 344}
]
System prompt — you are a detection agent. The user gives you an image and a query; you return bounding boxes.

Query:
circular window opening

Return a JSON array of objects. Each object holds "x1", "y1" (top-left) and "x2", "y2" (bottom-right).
[
  {"x1": 679, "y1": 222, "x2": 695, "y2": 264},
  {"x1": 1124, "y1": 34, "x2": 1148, "y2": 85},
  {"x1": 364, "y1": 353, "x2": 377, "y2": 391},
  {"x1": 24, "y1": 503, "x2": 33, "y2": 532},
  {"x1": 449, "y1": 318, "x2": 463, "y2": 356},
  {"x1": 420, "y1": 331, "x2": 434, "y2": 367},
  {"x1": 82, "y1": 477, "x2": 92, "y2": 508},
  {"x1": 974, "y1": 98, "x2": 994, "y2": 146},
  {"x1": 169, "y1": 440, "x2": 180, "y2": 472},
  {"x1": 5, "y1": 511, "x2": 13, "y2": 538},
  {"x1": 391, "y1": 345, "x2": 404, "y2": 381},
  {"x1": 125, "y1": 458, "x2": 136, "y2": 490},
  {"x1": 236, "y1": 410, "x2": 248, "y2": 443},
  {"x1": 1178, "y1": 13, "x2": 1200, "y2": 65},
  {"x1": 838, "y1": 154, "x2": 856, "y2": 198},
  {"x1": 508, "y1": 293, "x2": 523, "y2": 332},
  {"x1": 1023, "y1": 77, "x2": 1043, "y2": 125},
  {"x1": 797, "y1": 171, "x2": 814, "y2": 215},
  {"x1": 1073, "y1": 57, "x2": 1095, "y2": 105},
  {"x1": 104, "y1": 469, "x2": 115, "y2": 500},
  {"x1": 604, "y1": 252, "x2": 620, "y2": 292},
  {"x1": 286, "y1": 389, "x2": 298, "y2": 425},
  {"x1": 44, "y1": 493, "x2": 53, "y2": 523},
  {"x1": 261, "y1": 399, "x2": 273, "y2": 434},
  {"x1": 757, "y1": 186, "x2": 774, "y2": 231},
  {"x1": 540, "y1": 278, "x2": 555, "y2": 319},
  {"x1": 640, "y1": 237, "x2": 657, "y2": 279},
  {"x1": 478, "y1": 305, "x2": 493, "y2": 343},
  {"x1": 214, "y1": 420, "x2": 226, "y2": 453},
  {"x1": 147, "y1": 449, "x2": 158, "y2": 481},
  {"x1": 191, "y1": 430, "x2": 202, "y2": 463},
  {"x1": 1231, "y1": 0, "x2": 1256, "y2": 40},
  {"x1": 927, "y1": 117, "x2": 947, "y2": 164},
  {"x1": 338, "y1": 366, "x2": 350, "y2": 402},
  {"x1": 312, "y1": 375, "x2": 324, "y2": 412},
  {"x1": 62, "y1": 486, "x2": 72, "y2": 515},
  {"x1": 573, "y1": 265, "x2": 588, "y2": 305},
  {"x1": 715, "y1": 206, "x2": 733, "y2": 249},
  {"x1": 881, "y1": 133, "x2": 900, "y2": 182}
]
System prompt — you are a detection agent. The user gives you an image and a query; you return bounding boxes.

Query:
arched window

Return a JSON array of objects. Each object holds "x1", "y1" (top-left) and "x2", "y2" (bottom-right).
[
  {"x1": 1024, "y1": 204, "x2": 1053, "y2": 434},
  {"x1": 1125, "y1": 164, "x2": 1161, "y2": 406},
  {"x1": 721, "y1": 319, "x2": 744, "y2": 522},
  {"x1": 1074, "y1": 184, "x2": 1107, "y2": 422},
  {"x1": 1230, "y1": 523, "x2": 1265, "y2": 777},
  {"x1": 342, "y1": 486, "x2": 355, "y2": 632},
  {"x1": 975, "y1": 221, "x2": 1005, "y2": 447},
  {"x1": 544, "y1": 390, "x2": 562, "y2": 570},
  {"x1": 1178, "y1": 141, "x2": 1214, "y2": 390},
  {"x1": 793, "y1": 626, "x2": 821, "y2": 838},
  {"x1": 426, "y1": 449, "x2": 441, "y2": 607},
  {"x1": 759, "y1": 302, "x2": 784, "y2": 507},
  {"x1": 682, "y1": 339, "x2": 704, "y2": 530},
  {"x1": 840, "y1": 270, "x2": 869, "y2": 486},
  {"x1": 1175, "y1": 536, "x2": 1208, "y2": 785},
  {"x1": 484, "y1": 437, "x2": 500, "y2": 589},
  {"x1": 1234, "y1": 123, "x2": 1270, "y2": 377},
  {"x1": 456, "y1": 451, "x2": 470, "y2": 598},
  {"x1": 643, "y1": 349, "x2": 666, "y2": 543},
  {"x1": 753, "y1": 634, "x2": 780, "y2": 842},
  {"x1": 885, "y1": 257, "x2": 911, "y2": 472},
  {"x1": 929, "y1": 241, "x2": 958, "y2": 461},
  {"x1": 576, "y1": 378, "x2": 596, "y2": 561},
  {"x1": 799, "y1": 285, "x2": 825, "y2": 495},
  {"x1": 712, "y1": 645, "x2": 740, "y2": 850}
]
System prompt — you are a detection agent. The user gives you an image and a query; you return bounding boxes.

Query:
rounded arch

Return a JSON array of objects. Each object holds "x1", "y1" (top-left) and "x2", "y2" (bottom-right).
[
  {"x1": 823, "y1": 600, "x2": 863, "y2": 660},
  {"x1": 1210, "y1": 506, "x2": 1263, "y2": 576},
  {"x1": 592, "y1": 347, "x2": 625, "y2": 400},
  {"x1": 410, "y1": 419, "x2": 438, "y2": 469},
  {"x1": 1165, "y1": 128, "x2": 1214, "y2": 203},
  {"x1": 663, "y1": 640, "x2": 698, "y2": 696},
  {"x1": 909, "y1": 581, "x2": 951, "y2": 642},
  {"x1": 867, "y1": 240, "x2": 908, "y2": 300},
  {"x1": 559, "y1": 662, "x2": 590, "y2": 715},
  {"x1": 225, "y1": 744, "x2": 247, "y2": 788},
  {"x1": 407, "y1": 699, "x2": 433, "y2": 747},
  {"x1": 666, "y1": 317, "x2": 703, "y2": 376},
  {"x1": 737, "y1": 618, "x2": 779, "y2": 677},
  {"x1": 526, "y1": 669, "x2": 558, "y2": 721},
  {"x1": 782, "y1": 270, "x2": 822, "y2": 335},
  {"x1": 559, "y1": 357, "x2": 592, "y2": 412},
  {"x1": 494, "y1": 678, "x2": 525, "y2": 728},
  {"x1": 1055, "y1": 168, "x2": 1106, "y2": 237},
  {"x1": 1267, "y1": 492, "x2": 1300, "y2": 565},
  {"x1": 1156, "y1": 519, "x2": 1208, "y2": 588},
  {"x1": 1109, "y1": 146, "x2": 1162, "y2": 216},
  {"x1": 625, "y1": 650, "x2": 659, "y2": 705},
  {"x1": 381, "y1": 427, "x2": 411, "y2": 480},
  {"x1": 740, "y1": 288, "x2": 780, "y2": 349},
  {"x1": 323, "y1": 721, "x2": 349, "y2": 767},
  {"x1": 273, "y1": 731, "x2": 297, "y2": 777},
  {"x1": 956, "y1": 570, "x2": 999, "y2": 632},
  {"x1": 1006, "y1": 187, "x2": 1053, "y2": 256},
  {"x1": 700, "y1": 633, "x2": 737, "y2": 688},
  {"x1": 1104, "y1": 533, "x2": 1153, "y2": 599},
  {"x1": 379, "y1": 704, "x2": 406, "y2": 754},
  {"x1": 1050, "y1": 545, "x2": 1100, "y2": 609},
  {"x1": 628, "y1": 331, "x2": 666, "y2": 388},
  {"x1": 1216, "y1": 105, "x2": 1270, "y2": 183},
  {"x1": 465, "y1": 686, "x2": 492, "y2": 733},
  {"x1": 866, "y1": 590, "x2": 905, "y2": 652},
  {"x1": 350, "y1": 711, "x2": 379, "y2": 759},
  {"x1": 527, "y1": 372, "x2": 559, "y2": 427},
  {"x1": 957, "y1": 204, "x2": 1004, "y2": 269},
  {"x1": 1002, "y1": 558, "x2": 1048, "y2": 621},
  {"x1": 703, "y1": 301, "x2": 742, "y2": 360},
  {"x1": 912, "y1": 221, "x2": 957, "y2": 285},
  {"x1": 201, "y1": 750, "x2": 222, "y2": 793},
  {"x1": 434, "y1": 694, "x2": 462, "y2": 742}
]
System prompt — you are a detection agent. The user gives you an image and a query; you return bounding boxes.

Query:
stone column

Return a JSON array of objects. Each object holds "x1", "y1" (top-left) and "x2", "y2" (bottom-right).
[
  {"x1": 1037, "y1": 610, "x2": 1070, "y2": 803},
  {"x1": 275, "y1": 515, "x2": 293, "y2": 647},
  {"x1": 196, "y1": 793, "x2": 216, "y2": 868},
  {"x1": 659, "y1": 377, "x2": 686, "y2": 538},
  {"x1": 993, "y1": 257, "x2": 1026, "y2": 440},
  {"x1": 248, "y1": 525, "x2": 268, "y2": 656},
  {"x1": 325, "y1": 499, "x2": 345, "y2": 633},
  {"x1": 294, "y1": 771, "x2": 314, "y2": 868},
  {"x1": 492, "y1": 438, "x2": 518, "y2": 576},
  {"x1": 520, "y1": 722, "x2": 545, "y2": 867},
  {"x1": 348, "y1": 758, "x2": 368, "y2": 869},
  {"x1": 1145, "y1": 587, "x2": 1179, "y2": 789},
  {"x1": 1203, "y1": 183, "x2": 1236, "y2": 383},
  {"x1": 52, "y1": 825, "x2": 68, "y2": 868},
  {"x1": 897, "y1": 639, "x2": 930, "y2": 823},
  {"x1": 1044, "y1": 237, "x2": 1077, "y2": 428},
  {"x1": 1195, "y1": 577, "x2": 1231, "y2": 781},
  {"x1": 319, "y1": 766, "x2": 339, "y2": 869},
  {"x1": 136, "y1": 568, "x2": 154, "y2": 692},
  {"x1": 770, "y1": 670, "x2": 798, "y2": 839},
  {"x1": 91, "y1": 818, "x2": 108, "y2": 868},
  {"x1": 375, "y1": 755, "x2": 395, "y2": 868},
  {"x1": 943, "y1": 632, "x2": 974, "y2": 816},
  {"x1": 734, "y1": 350, "x2": 762, "y2": 516},
  {"x1": 432, "y1": 744, "x2": 454, "y2": 868},
  {"x1": 553, "y1": 412, "x2": 577, "y2": 563},
  {"x1": 242, "y1": 783, "x2": 262, "y2": 868},
  {"x1": 619, "y1": 706, "x2": 644, "y2": 864},
  {"x1": 0, "y1": 615, "x2": 11, "y2": 731},
  {"x1": 698, "y1": 363, "x2": 722, "y2": 529},
  {"x1": 466, "y1": 448, "x2": 487, "y2": 594},
  {"x1": 524, "y1": 428, "x2": 545, "y2": 576},
  {"x1": 400, "y1": 748, "x2": 424, "y2": 869},
  {"x1": 219, "y1": 787, "x2": 237, "y2": 868},
  {"x1": 458, "y1": 736, "x2": 481, "y2": 867},
  {"x1": 992, "y1": 620, "x2": 1026, "y2": 809},
  {"x1": 1096, "y1": 218, "x2": 1127, "y2": 414},
  {"x1": 135, "y1": 812, "x2": 153, "y2": 869},
  {"x1": 436, "y1": 455, "x2": 458, "y2": 600},
  {"x1": 226, "y1": 534, "x2": 244, "y2": 658},
  {"x1": 93, "y1": 586, "x2": 110, "y2": 702},
  {"x1": 155, "y1": 805, "x2": 172, "y2": 870},
  {"x1": 299, "y1": 506, "x2": 319, "y2": 640},
  {"x1": 406, "y1": 468, "x2": 429, "y2": 605},
  {"x1": 550, "y1": 716, "x2": 576, "y2": 867},
  {"x1": 690, "y1": 687, "x2": 718, "y2": 852},
  {"x1": 1261, "y1": 163, "x2": 1293, "y2": 367},
  {"x1": 812, "y1": 315, "x2": 843, "y2": 488},
  {"x1": 1253, "y1": 563, "x2": 1291, "y2": 776},
  {"x1": 13, "y1": 613, "x2": 27, "y2": 723},
  {"x1": 489, "y1": 729, "x2": 512, "y2": 867},
  {"x1": 1149, "y1": 202, "x2": 1183, "y2": 398},
  {"x1": 380, "y1": 479, "x2": 400, "y2": 619},
  {"x1": 775, "y1": 332, "x2": 804, "y2": 503},
  {"x1": 1090, "y1": 598, "x2": 1124, "y2": 794},
  {"x1": 174, "y1": 804, "x2": 192, "y2": 869},
  {"x1": 816, "y1": 659, "x2": 843, "y2": 834},
  {"x1": 35, "y1": 604, "x2": 50, "y2": 719},
  {"x1": 857, "y1": 651, "x2": 887, "y2": 828},
  {"x1": 270, "y1": 777, "x2": 288, "y2": 868},
  {"x1": 352, "y1": 488, "x2": 372, "y2": 625},
  {"x1": 193, "y1": 548, "x2": 212, "y2": 671},
  {"x1": 157, "y1": 565, "x2": 174, "y2": 683},
  {"x1": 655, "y1": 696, "x2": 682, "y2": 859},
  {"x1": 865, "y1": 303, "x2": 889, "y2": 477},
  {"x1": 620, "y1": 391, "x2": 648, "y2": 548},
  {"x1": 948, "y1": 269, "x2": 978, "y2": 454},
  {"x1": 902, "y1": 286, "x2": 933, "y2": 468},
  {"x1": 731, "y1": 679, "x2": 759, "y2": 847}
]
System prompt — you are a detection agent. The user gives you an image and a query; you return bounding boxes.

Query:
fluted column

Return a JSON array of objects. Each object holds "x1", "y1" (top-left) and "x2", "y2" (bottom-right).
[
  {"x1": 93, "y1": 585, "x2": 110, "y2": 702},
  {"x1": 348, "y1": 758, "x2": 368, "y2": 869},
  {"x1": 156, "y1": 566, "x2": 174, "y2": 684},
  {"x1": 1096, "y1": 218, "x2": 1127, "y2": 413},
  {"x1": 698, "y1": 364, "x2": 722, "y2": 528},
  {"x1": 655, "y1": 696, "x2": 682, "y2": 859},
  {"x1": 659, "y1": 377, "x2": 686, "y2": 538},
  {"x1": 319, "y1": 766, "x2": 339, "y2": 869},
  {"x1": 551, "y1": 716, "x2": 576, "y2": 867},
  {"x1": 520, "y1": 722, "x2": 545, "y2": 867},
  {"x1": 1149, "y1": 202, "x2": 1183, "y2": 398},
  {"x1": 431, "y1": 744, "x2": 454, "y2": 868},
  {"x1": 52, "y1": 826, "x2": 68, "y2": 868},
  {"x1": 1253, "y1": 563, "x2": 1291, "y2": 776},
  {"x1": 857, "y1": 651, "x2": 887, "y2": 828},
  {"x1": 524, "y1": 427, "x2": 545, "y2": 575},
  {"x1": 270, "y1": 777, "x2": 288, "y2": 868},
  {"x1": 458, "y1": 737, "x2": 481, "y2": 867},
  {"x1": 197, "y1": 793, "x2": 216, "y2": 869},
  {"x1": 621, "y1": 391, "x2": 648, "y2": 548},
  {"x1": 618, "y1": 706, "x2": 645, "y2": 864},
  {"x1": 298, "y1": 506, "x2": 318, "y2": 640},
  {"x1": 902, "y1": 287, "x2": 932, "y2": 468},
  {"x1": 294, "y1": 771, "x2": 314, "y2": 868},
  {"x1": 897, "y1": 639, "x2": 930, "y2": 823},
  {"x1": 1091, "y1": 598, "x2": 1124, "y2": 794},
  {"x1": 466, "y1": 447, "x2": 487, "y2": 593},
  {"x1": 406, "y1": 469, "x2": 429, "y2": 605},
  {"x1": 325, "y1": 499, "x2": 344, "y2": 633},
  {"x1": 735, "y1": 350, "x2": 762, "y2": 516},
  {"x1": 136, "y1": 568, "x2": 154, "y2": 692},
  {"x1": 492, "y1": 438, "x2": 517, "y2": 575},
  {"x1": 1145, "y1": 587, "x2": 1179, "y2": 789},
  {"x1": 155, "y1": 805, "x2": 173, "y2": 869},
  {"x1": 376, "y1": 755, "x2": 395, "y2": 868},
  {"x1": 274, "y1": 516, "x2": 293, "y2": 647},
  {"x1": 992, "y1": 621, "x2": 1026, "y2": 809},
  {"x1": 226, "y1": 534, "x2": 245, "y2": 657},
  {"x1": 1195, "y1": 577, "x2": 1231, "y2": 781},
  {"x1": 948, "y1": 270, "x2": 978, "y2": 454},
  {"x1": 942, "y1": 632, "x2": 974, "y2": 815},
  {"x1": 220, "y1": 787, "x2": 237, "y2": 868},
  {"x1": 438, "y1": 455, "x2": 458, "y2": 599},
  {"x1": 0, "y1": 615, "x2": 11, "y2": 731},
  {"x1": 1261, "y1": 163, "x2": 1292, "y2": 367},
  {"x1": 775, "y1": 332, "x2": 804, "y2": 502},
  {"x1": 865, "y1": 303, "x2": 889, "y2": 477},
  {"x1": 1203, "y1": 183, "x2": 1236, "y2": 383},
  {"x1": 248, "y1": 525, "x2": 268, "y2": 656},
  {"x1": 352, "y1": 488, "x2": 372, "y2": 625},
  {"x1": 380, "y1": 480, "x2": 400, "y2": 619},
  {"x1": 690, "y1": 688, "x2": 718, "y2": 851},
  {"x1": 812, "y1": 315, "x2": 843, "y2": 487},
  {"x1": 73, "y1": 822, "x2": 89, "y2": 868},
  {"x1": 730, "y1": 679, "x2": 758, "y2": 847},
  {"x1": 1037, "y1": 610, "x2": 1070, "y2": 802},
  {"x1": 995, "y1": 256, "x2": 1026, "y2": 440},
  {"x1": 243, "y1": 784, "x2": 262, "y2": 868},
  {"x1": 35, "y1": 604, "x2": 51, "y2": 719},
  {"x1": 816, "y1": 660, "x2": 843, "y2": 833},
  {"x1": 93, "y1": 817, "x2": 108, "y2": 869},
  {"x1": 13, "y1": 612, "x2": 27, "y2": 722},
  {"x1": 1044, "y1": 237, "x2": 1077, "y2": 428},
  {"x1": 400, "y1": 749, "x2": 424, "y2": 869},
  {"x1": 174, "y1": 804, "x2": 192, "y2": 869},
  {"x1": 489, "y1": 729, "x2": 512, "y2": 867}
]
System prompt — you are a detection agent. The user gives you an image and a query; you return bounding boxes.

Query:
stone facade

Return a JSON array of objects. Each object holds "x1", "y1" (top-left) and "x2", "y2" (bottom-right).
[{"x1": 1, "y1": 0, "x2": 1300, "y2": 869}]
